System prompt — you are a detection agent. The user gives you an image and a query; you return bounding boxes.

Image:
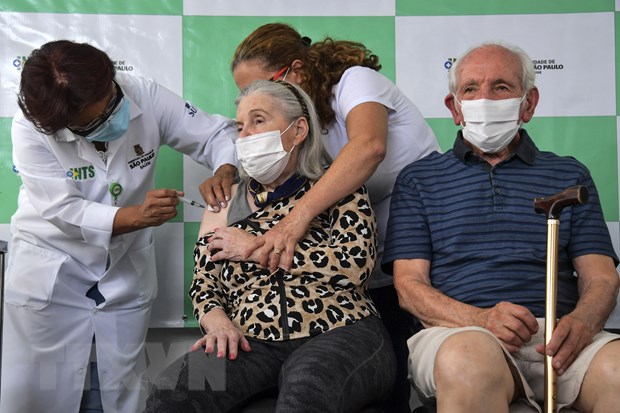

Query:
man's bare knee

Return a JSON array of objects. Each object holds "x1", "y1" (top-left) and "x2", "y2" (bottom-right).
[
  {"x1": 434, "y1": 330, "x2": 512, "y2": 390},
  {"x1": 575, "y1": 340, "x2": 620, "y2": 412}
]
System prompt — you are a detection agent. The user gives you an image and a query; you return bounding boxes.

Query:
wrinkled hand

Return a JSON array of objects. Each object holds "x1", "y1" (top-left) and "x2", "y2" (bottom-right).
[
  {"x1": 208, "y1": 227, "x2": 262, "y2": 262},
  {"x1": 255, "y1": 213, "x2": 309, "y2": 272},
  {"x1": 535, "y1": 314, "x2": 596, "y2": 375},
  {"x1": 137, "y1": 188, "x2": 179, "y2": 228},
  {"x1": 199, "y1": 164, "x2": 237, "y2": 212},
  {"x1": 476, "y1": 301, "x2": 539, "y2": 353},
  {"x1": 190, "y1": 318, "x2": 251, "y2": 360}
]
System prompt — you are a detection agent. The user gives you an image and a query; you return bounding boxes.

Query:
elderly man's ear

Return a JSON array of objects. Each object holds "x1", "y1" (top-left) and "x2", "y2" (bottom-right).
[
  {"x1": 444, "y1": 93, "x2": 462, "y2": 126},
  {"x1": 520, "y1": 87, "x2": 539, "y2": 123}
]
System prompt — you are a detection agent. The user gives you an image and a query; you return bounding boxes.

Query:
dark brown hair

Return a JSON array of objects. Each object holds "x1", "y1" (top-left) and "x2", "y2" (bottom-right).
[
  {"x1": 18, "y1": 40, "x2": 115, "y2": 134},
  {"x1": 232, "y1": 23, "x2": 381, "y2": 131}
]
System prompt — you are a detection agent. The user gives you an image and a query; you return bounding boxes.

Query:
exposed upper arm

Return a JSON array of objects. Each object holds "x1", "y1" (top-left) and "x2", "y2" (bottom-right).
[{"x1": 197, "y1": 183, "x2": 239, "y2": 237}]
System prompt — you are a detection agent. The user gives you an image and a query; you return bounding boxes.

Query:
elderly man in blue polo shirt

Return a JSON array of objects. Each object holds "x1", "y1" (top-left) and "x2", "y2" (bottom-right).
[{"x1": 382, "y1": 42, "x2": 620, "y2": 413}]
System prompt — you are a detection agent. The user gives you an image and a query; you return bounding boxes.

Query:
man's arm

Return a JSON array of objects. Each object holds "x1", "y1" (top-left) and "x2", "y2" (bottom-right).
[
  {"x1": 543, "y1": 253, "x2": 619, "y2": 375},
  {"x1": 394, "y1": 258, "x2": 539, "y2": 353}
]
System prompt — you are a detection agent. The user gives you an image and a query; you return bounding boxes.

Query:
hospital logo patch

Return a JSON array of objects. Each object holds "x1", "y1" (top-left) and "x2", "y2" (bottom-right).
[{"x1": 128, "y1": 148, "x2": 155, "y2": 170}]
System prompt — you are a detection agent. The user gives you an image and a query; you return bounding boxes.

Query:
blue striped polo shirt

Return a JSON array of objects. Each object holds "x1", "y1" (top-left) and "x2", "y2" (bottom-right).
[{"x1": 382, "y1": 130, "x2": 618, "y2": 317}]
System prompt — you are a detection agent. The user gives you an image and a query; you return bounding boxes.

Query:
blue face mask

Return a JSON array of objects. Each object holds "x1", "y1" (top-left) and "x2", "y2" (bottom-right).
[{"x1": 85, "y1": 99, "x2": 130, "y2": 143}]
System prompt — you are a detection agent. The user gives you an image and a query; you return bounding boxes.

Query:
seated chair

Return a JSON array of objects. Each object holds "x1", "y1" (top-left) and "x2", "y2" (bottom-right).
[
  {"x1": 240, "y1": 388, "x2": 384, "y2": 413},
  {"x1": 241, "y1": 398, "x2": 385, "y2": 413}
]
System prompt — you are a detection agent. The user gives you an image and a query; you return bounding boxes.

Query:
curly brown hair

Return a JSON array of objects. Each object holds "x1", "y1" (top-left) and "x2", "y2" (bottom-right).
[{"x1": 232, "y1": 23, "x2": 381, "y2": 131}]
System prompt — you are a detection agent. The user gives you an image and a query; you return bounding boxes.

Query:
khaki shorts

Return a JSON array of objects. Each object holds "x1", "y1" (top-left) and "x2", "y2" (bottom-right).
[{"x1": 407, "y1": 319, "x2": 619, "y2": 412}]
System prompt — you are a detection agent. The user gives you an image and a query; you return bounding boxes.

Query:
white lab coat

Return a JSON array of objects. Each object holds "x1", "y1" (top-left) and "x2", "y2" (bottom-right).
[{"x1": 0, "y1": 74, "x2": 237, "y2": 413}]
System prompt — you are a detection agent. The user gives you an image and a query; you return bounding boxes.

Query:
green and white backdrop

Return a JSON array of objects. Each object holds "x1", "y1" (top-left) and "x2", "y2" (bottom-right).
[{"x1": 1, "y1": 0, "x2": 619, "y2": 328}]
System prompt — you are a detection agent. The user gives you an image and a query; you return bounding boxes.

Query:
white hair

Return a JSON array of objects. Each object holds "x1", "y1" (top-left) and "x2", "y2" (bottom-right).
[
  {"x1": 448, "y1": 41, "x2": 536, "y2": 94},
  {"x1": 235, "y1": 80, "x2": 332, "y2": 181}
]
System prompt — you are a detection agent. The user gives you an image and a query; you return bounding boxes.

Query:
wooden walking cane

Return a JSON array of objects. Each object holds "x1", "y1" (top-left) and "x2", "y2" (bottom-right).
[{"x1": 533, "y1": 185, "x2": 588, "y2": 413}]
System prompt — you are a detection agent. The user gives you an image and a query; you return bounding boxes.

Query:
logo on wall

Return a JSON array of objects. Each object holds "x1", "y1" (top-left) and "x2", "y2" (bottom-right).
[
  {"x1": 444, "y1": 57, "x2": 565, "y2": 76},
  {"x1": 532, "y1": 58, "x2": 564, "y2": 75},
  {"x1": 12, "y1": 56, "x2": 28, "y2": 71},
  {"x1": 114, "y1": 59, "x2": 134, "y2": 72},
  {"x1": 444, "y1": 58, "x2": 457, "y2": 70}
]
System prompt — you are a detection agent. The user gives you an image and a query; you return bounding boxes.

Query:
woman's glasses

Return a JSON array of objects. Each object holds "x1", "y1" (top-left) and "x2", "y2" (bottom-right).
[
  {"x1": 270, "y1": 66, "x2": 290, "y2": 82},
  {"x1": 68, "y1": 81, "x2": 124, "y2": 137}
]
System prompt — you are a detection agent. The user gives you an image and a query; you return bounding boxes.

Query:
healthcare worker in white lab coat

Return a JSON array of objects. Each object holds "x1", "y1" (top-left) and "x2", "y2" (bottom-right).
[{"x1": 0, "y1": 40, "x2": 237, "y2": 413}]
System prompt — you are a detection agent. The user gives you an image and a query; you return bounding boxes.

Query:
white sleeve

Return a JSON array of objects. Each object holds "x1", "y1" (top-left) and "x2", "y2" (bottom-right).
[
  {"x1": 333, "y1": 66, "x2": 398, "y2": 119},
  {"x1": 148, "y1": 80, "x2": 238, "y2": 171}
]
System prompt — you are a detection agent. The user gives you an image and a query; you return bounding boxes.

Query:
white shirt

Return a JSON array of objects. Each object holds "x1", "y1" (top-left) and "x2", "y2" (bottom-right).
[{"x1": 323, "y1": 66, "x2": 440, "y2": 287}]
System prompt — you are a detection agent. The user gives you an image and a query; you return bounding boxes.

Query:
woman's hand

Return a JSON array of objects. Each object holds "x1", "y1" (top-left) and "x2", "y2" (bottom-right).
[
  {"x1": 190, "y1": 309, "x2": 251, "y2": 360},
  {"x1": 199, "y1": 164, "x2": 237, "y2": 212},
  {"x1": 255, "y1": 211, "x2": 310, "y2": 272},
  {"x1": 208, "y1": 227, "x2": 262, "y2": 262},
  {"x1": 113, "y1": 188, "x2": 179, "y2": 235}
]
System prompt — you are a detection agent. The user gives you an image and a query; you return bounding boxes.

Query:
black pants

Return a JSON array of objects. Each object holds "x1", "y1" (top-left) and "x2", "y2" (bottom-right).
[
  {"x1": 145, "y1": 316, "x2": 396, "y2": 413},
  {"x1": 370, "y1": 285, "x2": 419, "y2": 413}
]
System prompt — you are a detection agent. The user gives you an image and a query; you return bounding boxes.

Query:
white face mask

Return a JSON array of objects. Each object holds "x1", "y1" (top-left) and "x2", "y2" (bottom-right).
[
  {"x1": 456, "y1": 95, "x2": 525, "y2": 153},
  {"x1": 235, "y1": 121, "x2": 295, "y2": 184}
]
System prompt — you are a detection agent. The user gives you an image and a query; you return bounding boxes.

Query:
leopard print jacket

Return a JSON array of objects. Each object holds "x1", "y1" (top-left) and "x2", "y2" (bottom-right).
[{"x1": 189, "y1": 181, "x2": 378, "y2": 341}]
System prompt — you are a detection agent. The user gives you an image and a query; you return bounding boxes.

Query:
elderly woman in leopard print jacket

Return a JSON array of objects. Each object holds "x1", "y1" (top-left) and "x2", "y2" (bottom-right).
[{"x1": 145, "y1": 80, "x2": 396, "y2": 413}]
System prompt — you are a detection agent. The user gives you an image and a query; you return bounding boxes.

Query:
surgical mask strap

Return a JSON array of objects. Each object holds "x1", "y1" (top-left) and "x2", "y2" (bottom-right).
[
  {"x1": 281, "y1": 120, "x2": 295, "y2": 136},
  {"x1": 282, "y1": 66, "x2": 291, "y2": 82}
]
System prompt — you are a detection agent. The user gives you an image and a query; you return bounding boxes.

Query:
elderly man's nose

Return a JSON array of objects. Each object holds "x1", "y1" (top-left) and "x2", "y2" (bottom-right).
[{"x1": 479, "y1": 88, "x2": 493, "y2": 99}]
